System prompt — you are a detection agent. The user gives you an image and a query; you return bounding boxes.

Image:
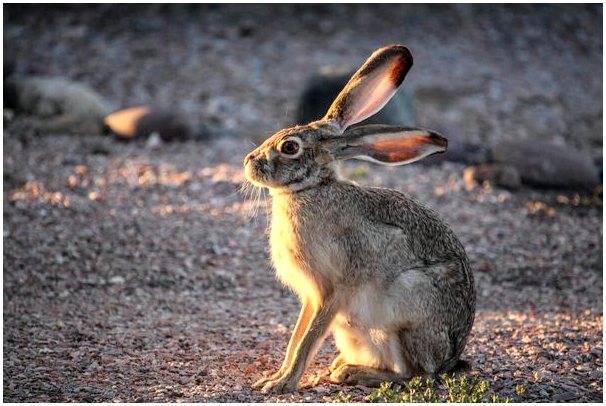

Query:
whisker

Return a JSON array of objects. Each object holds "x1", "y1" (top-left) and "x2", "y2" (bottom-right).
[
  {"x1": 237, "y1": 172, "x2": 272, "y2": 225},
  {"x1": 254, "y1": 186, "x2": 262, "y2": 222},
  {"x1": 283, "y1": 104, "x2": 290, "y2": 125},
  {"x1": 229, "y1": 181, "x2": 247, "y2": 199},
  {"x1": 238, "y1": 180, "x2": 257, "y2": 220},
  {"x1": 247, "y1": 186, "x2": 256, "y2": 220},
  {"x1": 249, "y1": 186, "x2": 258, "y2": 222},
  {"x1": 237, "y1": 182, "x2": 247, "y2": 201},
  {"x1": 262, "y1": 187, "x2": 270, "y2": 228}
]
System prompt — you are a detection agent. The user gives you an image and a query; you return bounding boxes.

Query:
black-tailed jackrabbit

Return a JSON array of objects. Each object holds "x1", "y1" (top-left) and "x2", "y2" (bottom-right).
[{"x1": 244, "y1": 45, "x2": 475, "y2": 394}]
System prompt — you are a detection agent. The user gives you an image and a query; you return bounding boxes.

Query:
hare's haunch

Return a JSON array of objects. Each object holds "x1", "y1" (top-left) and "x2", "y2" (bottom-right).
[{"x1": 244, "y1": 45, "x2": 475, "y2": 394}]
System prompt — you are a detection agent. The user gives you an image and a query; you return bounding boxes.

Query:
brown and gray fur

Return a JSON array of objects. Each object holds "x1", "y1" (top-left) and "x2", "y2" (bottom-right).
[{"x1": 243, "y1": 45, "x2": 475, "y2": 394}]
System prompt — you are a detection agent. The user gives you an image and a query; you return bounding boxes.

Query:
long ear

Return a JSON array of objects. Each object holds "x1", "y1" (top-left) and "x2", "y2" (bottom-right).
[
  {"x1": 332, "y1": 124, "x2": 447, "y2": 166},
  {"x1": 323, "y1": 45, "x2": 413, "y2": 132}
]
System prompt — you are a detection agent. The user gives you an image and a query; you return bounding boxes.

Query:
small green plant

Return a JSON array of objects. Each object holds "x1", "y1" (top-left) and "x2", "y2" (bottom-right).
[
  {"x1": 442, "y1": 374, "x2": 499, "y2": 403},
  {"x1": 334, "y1": 391, "x2": 353, "y2": 403},
  {"x1": 342, "y1": 374, "x2": 523, "y2": 403},
  {"x1": 515, "y1": 384, "x2": 527, "y2": 397},
  {"x1": 367, "y1": 378, "x2": 441, "y2": 403}
]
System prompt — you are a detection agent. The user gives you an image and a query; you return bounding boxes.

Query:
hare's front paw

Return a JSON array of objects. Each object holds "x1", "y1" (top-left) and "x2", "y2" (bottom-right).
[
  {"x1": 259, "y1": 375, "x2": 299, "y2": 394},
  {"x1": 253, "y1": 370, "x2": 282, "y2": 389}
]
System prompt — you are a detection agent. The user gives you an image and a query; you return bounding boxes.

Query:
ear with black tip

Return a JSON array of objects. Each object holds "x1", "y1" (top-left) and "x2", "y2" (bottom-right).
[
  {"x1": 323, "y1": 45, "x2": 413, "y2": 132},
  {"x1": 332, "y1": 124, "x2": 447, "y2": 166}
]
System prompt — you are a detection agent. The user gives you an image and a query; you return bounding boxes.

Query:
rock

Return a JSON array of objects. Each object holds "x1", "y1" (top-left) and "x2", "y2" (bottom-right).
[
  {"x1": 552, "y1": 391, "x2": 580, "y2": 402},
  {"x1": 491, "y1": 140, "x2": 600, "y2": 190},
  {"x1": 136, "y1": 108, "x2": 193, "y2": 141},
  {"x1": 104, "y1": 106, "x2": 193, "y2": 141},
  {"x1": 593, "y1": 155, "x2": 602, "y2": 181},
  {"x1": 145, "y1": 132, "x2": 163, "y2": 150},
  {"x1": 103, "y1": 106, "x2": 149, "y2": 139},
  {"x1": 422, "y1": 127, "x2": 491, "y2": 165},
  {"x1": 108, "y1": 276, "x2": 126, "y2": 285},
  {"x1": 464, "y1": 164, "x2": 522, "y2": 190},
  {"x1": 4, "y1": 58, "x2": 15, "y2": 79},
  {"x1": 4, "y1": 75, "x2": 113, "y2": 134},
  {"x1": 294, "y1": 66, "x2": 415, "y2": 127}
]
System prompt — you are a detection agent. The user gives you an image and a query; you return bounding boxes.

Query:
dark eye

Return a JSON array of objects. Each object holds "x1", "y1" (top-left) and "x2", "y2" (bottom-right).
[{"x1": 280, "y1": 140, "x2": 300, "y2": 155}]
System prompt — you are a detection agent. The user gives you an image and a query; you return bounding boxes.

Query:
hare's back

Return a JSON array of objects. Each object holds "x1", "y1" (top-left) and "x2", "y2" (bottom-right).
[{"x1": 334, "y1": 182, "x2": 467, "y2": 262}]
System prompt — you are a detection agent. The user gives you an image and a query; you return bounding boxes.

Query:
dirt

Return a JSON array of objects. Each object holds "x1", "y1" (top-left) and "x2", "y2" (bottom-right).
[{"x1": 3, "y1": 4, "x2": 603, "y2": 402}]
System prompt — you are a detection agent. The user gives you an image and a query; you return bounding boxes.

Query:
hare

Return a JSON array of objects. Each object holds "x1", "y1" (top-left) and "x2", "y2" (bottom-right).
[{"x1": 243, "y1": 45, "x2": 475, "y2": 394}]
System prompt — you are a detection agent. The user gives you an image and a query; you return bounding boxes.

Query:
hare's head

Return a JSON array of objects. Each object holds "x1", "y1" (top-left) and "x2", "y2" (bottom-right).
[{"x1": 244, "y1": 45, "x2": 447, "y2": 192}]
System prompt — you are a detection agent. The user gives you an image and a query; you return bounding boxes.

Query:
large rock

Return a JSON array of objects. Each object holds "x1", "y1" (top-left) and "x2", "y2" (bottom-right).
[
  {"x1": 421, "y1": 127, "x2": 491, "y2": 165},
  {"x1": 104, "y1": 106, "x2": 194, "y2": 141},
  {"x1": 294, "y1": 66, "x2": 416, "y2": 127},
  {"x1": 4, "y1": 75, "x2": 113, "y2": 134},
  {"x1": 463, "y1": 163, "x2": 522, "y2": 190},
  {"x1": 490, "y1": 140, "x2": 600, "y2": 190}
]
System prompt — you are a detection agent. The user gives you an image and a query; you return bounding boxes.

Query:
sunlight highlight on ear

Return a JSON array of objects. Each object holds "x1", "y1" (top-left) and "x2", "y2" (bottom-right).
[
  {"x1": 343, "y1": 70, "x2": 399, "y2": 128},
  {"x1": 337, "y1": 127, "x2": 447, "y2": 166},
  {"x1": 323, "y1": 45, "x2": 413, "y2": 131},
  {"x1": 365, "y1": 134, "x2": 446, "y2": 164}
]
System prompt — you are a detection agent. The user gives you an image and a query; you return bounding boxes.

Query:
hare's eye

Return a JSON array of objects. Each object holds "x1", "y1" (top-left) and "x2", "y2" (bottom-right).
[{"x1": 279, "y1": 140, "x2": 301, "y2": 156}]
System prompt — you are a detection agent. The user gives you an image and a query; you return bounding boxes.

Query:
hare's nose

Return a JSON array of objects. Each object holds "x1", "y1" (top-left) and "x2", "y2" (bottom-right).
[{"x1": 243, "y1": 152, "x2": 255, "y2": 165}]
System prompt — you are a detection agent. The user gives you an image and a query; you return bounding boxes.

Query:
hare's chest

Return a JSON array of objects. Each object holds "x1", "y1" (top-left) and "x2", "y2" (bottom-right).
[{"x1": 269, "y1": 205, "x2": 338, "y2": 301}]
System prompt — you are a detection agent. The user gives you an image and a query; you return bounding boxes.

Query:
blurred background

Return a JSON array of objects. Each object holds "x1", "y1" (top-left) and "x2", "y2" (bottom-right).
[
  {"x1": 3, "y1": 4, "x2": 603, "y2": 403},
  {"x1": 4, "y1": 4, "x2": 602, "y2": 147}
]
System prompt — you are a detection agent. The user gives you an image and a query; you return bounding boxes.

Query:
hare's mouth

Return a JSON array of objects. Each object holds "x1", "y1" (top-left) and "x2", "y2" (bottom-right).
[{"x1": 244, "y1": 159, "x2": 274, "y2": 188}]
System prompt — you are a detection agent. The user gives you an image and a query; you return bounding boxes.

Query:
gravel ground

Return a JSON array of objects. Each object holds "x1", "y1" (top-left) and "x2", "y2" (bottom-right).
[{"x1": 3, "y1": 4, "x2": 603, "y2": 402}]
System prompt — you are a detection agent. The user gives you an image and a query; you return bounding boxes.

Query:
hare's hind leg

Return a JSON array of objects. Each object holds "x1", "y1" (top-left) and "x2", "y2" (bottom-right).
[
  {"x1": 329, "y1": 364, "x2": 402, "y2": 387},
  {"x1": 393, "y1": 264, "x2": 471, "y2": 376},
  {"x1": 330, "y1": 325, "x2": 413, "y2": 387},
  {"x1": 329, "y1": 353, "x2": 346, "y2": 373},
  {"x1": 399, "y1": 325, "x2": 453, "y2": 376}
]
